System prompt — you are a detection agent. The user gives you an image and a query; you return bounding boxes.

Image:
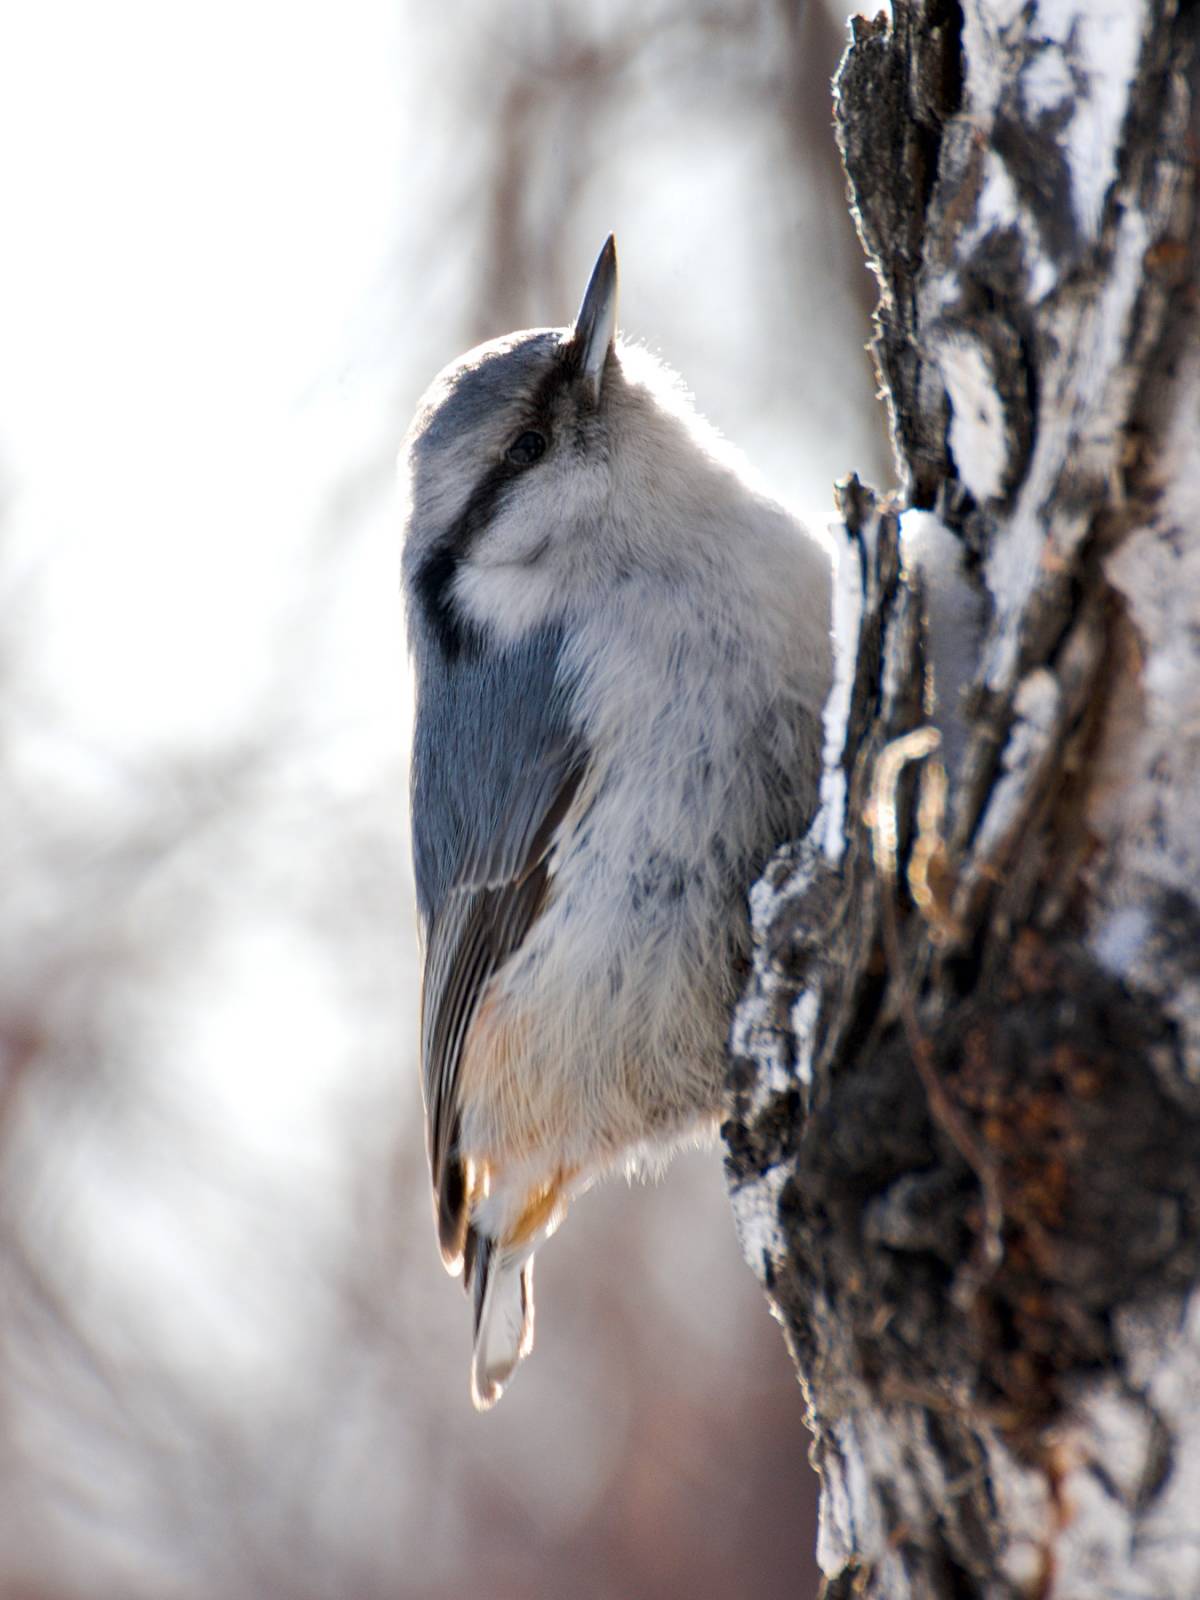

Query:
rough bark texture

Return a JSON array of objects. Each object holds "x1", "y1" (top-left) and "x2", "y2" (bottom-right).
[{"x1": 724, "y1": 2, "x2": 1200, "y2": 1595}]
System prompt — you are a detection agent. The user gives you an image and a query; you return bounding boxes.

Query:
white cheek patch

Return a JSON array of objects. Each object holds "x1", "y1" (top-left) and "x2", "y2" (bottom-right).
[
  {"x1": 486, "y1": 453, "x2": 608, "y2": 562},
  {"x1": 455, "y1": 556, "x2": 561, "y2": 645},
  {"x1": 475, "y1": 479, "x2": 556, "y2": 567},
  {"x1": 452, "y1": 457, "x2": 609, "y2": 643}
]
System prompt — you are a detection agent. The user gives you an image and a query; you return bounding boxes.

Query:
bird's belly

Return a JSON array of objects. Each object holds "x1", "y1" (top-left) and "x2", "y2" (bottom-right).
[{"x1": 456, "y1": 859, "x2": 738, "y2": 1181}]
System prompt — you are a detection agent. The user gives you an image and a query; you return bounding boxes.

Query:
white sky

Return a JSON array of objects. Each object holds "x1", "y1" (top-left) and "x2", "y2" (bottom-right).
[{"x1": 0, "y1": 0, "x2": 407, "y2": 751}]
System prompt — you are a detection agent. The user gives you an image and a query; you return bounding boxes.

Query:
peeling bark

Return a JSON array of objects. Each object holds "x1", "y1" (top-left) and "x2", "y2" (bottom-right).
[{"x1": 724, "y1": 2, "x2": 1200, "y2": 1595}]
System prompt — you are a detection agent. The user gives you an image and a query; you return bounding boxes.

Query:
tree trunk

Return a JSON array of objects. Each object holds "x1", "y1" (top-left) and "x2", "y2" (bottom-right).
[{"x1": 724, "y1": 2, "x2": 1200, "y2": 1595}]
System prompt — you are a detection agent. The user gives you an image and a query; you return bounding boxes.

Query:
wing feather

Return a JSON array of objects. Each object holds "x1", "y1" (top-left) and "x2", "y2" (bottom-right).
[{"x1": 408, "y1": 626, "x2": 587, "y2": 1268}]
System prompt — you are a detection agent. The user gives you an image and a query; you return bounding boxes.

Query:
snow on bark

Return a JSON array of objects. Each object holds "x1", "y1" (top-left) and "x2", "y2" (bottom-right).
[{"x1": 725, "y1": 2, "x2": 1200, "y2": 1595}]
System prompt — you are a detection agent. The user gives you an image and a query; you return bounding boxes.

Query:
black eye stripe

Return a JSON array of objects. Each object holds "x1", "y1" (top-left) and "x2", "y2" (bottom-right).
[
  {"x1": 414, "y1": 544, "x2": 481, "y2": 662},
  {"x1": 411, "y1": 351, "x2": 575, "y2": 659}
]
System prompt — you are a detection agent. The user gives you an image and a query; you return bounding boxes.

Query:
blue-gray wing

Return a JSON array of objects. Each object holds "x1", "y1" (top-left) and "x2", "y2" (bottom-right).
[{"x1": 409, "y1": 626, "x2": 587, "y2": 1269}]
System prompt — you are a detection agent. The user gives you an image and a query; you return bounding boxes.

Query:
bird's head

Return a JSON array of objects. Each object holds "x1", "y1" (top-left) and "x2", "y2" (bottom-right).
[{"x1": 401, "y1": 237, "x2": 749, "y2": 656}]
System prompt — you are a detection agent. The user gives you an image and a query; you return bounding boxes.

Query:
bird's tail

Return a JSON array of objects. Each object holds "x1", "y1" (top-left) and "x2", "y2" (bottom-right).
[{"x1": 464, "y1": 1226, "x2": 535, "y2": 1410}]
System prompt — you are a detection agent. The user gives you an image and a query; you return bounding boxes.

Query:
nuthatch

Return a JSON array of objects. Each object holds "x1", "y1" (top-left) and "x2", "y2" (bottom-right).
[{"x1": 401, "y1": 237, "x2": 832, "y2": 1407}]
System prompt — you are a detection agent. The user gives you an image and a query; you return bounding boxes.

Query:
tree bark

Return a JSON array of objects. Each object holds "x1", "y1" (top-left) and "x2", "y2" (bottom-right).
[{"x1": 724, "y1": 2, "x2": 1200, "y2": 1595}]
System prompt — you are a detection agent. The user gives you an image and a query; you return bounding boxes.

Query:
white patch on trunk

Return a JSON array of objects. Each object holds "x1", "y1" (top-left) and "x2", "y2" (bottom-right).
[{"x1": 935, "y1": 333, "x2": 1009, "y2": 503}]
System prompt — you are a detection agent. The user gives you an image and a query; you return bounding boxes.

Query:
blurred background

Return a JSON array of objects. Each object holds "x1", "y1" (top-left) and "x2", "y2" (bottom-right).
[{"x1": 0, "y1": 2, "x2": 888, "y2": 1596}]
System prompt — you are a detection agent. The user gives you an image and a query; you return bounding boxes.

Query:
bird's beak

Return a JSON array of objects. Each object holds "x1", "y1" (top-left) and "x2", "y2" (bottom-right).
[{"x1": 570, "y1": 234, "x2": 618, "y2": 404}]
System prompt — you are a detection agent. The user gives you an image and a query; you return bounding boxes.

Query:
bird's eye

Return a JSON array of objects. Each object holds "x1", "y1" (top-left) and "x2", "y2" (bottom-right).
[{"x1": 505, "y1": 430, "x2": 547, "y2": 468}]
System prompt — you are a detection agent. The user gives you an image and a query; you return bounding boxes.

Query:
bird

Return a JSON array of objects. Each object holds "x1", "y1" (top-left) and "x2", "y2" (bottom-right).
[{"x1": 400, "y1": 235, "x2": 832, "y2": 1408}]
